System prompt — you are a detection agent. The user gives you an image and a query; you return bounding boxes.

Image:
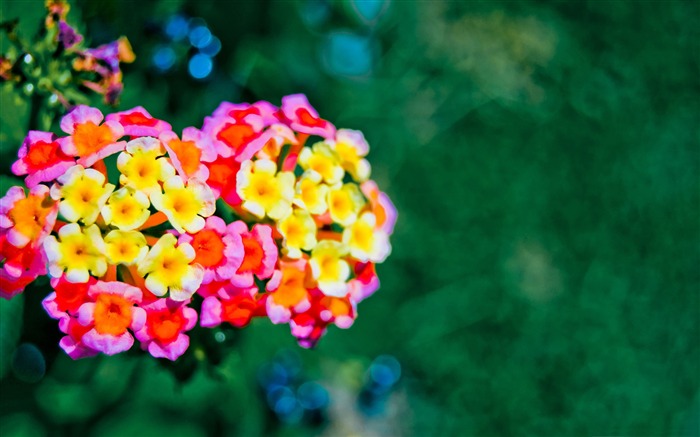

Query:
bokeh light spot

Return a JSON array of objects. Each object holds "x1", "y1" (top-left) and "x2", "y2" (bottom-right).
[
  {"x1": 322, "y1": 31, "x2": 375, "y2": 77},
  {"x1": 152, "y1": 45, "x2": 176, "y2": 72},
  {"x1": 188, "y1": 54, "x2": 213, "y2": 80},
  {"x1": 165, "y1": 15, "x2": 189, "y2": 41}
]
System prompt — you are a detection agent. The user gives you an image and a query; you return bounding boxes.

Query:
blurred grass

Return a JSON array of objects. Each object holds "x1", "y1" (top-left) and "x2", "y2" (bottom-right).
[{"x1": 1, "y1": 0, "x2": 699, "y2": 436}]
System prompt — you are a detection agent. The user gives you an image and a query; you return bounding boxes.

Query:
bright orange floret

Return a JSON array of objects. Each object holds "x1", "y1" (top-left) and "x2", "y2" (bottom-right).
[
  {"x1": 217, "y1": 123, "x2": 256, "y2": 154},
  {"x1": 8, "y1": 195, "x2": 54, "y2": 242},
  {"x1": 320, "y1": 295, "x2": 352, "y2": 318},
  {"x1": 167, "y1": 139, "x2": 201, "y2": 176},
  {"x1": 146, "y1": 307, "x2": 186, "y2": 344},
  {"x1": 272, "y1": 266, "x2": 307, "y2": 308},
  {"x1": 221, "y1": 295, "x2": 257, "y2": 327},
  {"x1": 26, "y1": 140, "x2": 70, "y2": 168},
  {"x1": 72, "y1": 122, "x2": 116, "y2": 156},
  {"x1": 191, "y1": 229, "x2": 226, "y2": 268},
  {"x1": 239, "y1": 236, "x2": 264, "y2": 273},
  {"x1": 93, "y1": 293, "x2": 133, "y2": 336}
]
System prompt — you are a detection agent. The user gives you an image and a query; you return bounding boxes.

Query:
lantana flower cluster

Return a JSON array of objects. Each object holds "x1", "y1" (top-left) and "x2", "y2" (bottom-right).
[{"x1": 0, "y1": 95, "x2": 396, "y2": 361}]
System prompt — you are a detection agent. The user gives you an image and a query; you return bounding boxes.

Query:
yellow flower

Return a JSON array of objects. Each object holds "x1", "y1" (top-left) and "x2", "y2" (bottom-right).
[
  {"x1": 101, "y1": 187, "x2": 150, "y2": 230},
  {"x1": 104, "y1": 230, "x2": 148, "y2": 265},
  {"x1": 298, "y1": 142, "x2": 344, "y2": 185},
  {"x1": 277, "y1": 208, "x2": 317, "y2": 259},
  {"x1": 44, "y1": 223, "x2": 107, "y2": 283},
  {"x1": 327, "y1": 183, "x2": 365, "y2": 226},
  {"x1": 50, "y1": 165, "x2": 115, "y2": 225},
  {"x1": 117, "y1": 137, "x2": 175, "y2": 197},
  {"x1": 137, "y1": 233, "x2": 204, "y2": 301},
  {"x1": 343, "y1": 212, "x2": 391, "y2": 263},
  {"x1": 150, "y1": 177, "x2": 216, "y2": 234},
  {"x1": 309, "y1": 240, "x2": 350, "y2": 297},
  {"x1": 293, "y1": 170, "x2": 330, "y2": 215},
  {"x1": 332, "y1": 129, "x2": 371, "y2": 182},
  {"x1": 236, "y1": 159, "x2": 295, "y2": 220}
]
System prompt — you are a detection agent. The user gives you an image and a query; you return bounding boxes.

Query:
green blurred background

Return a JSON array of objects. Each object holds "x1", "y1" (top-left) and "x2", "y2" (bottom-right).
[{"x1": 1, "y1": 0, "x2": 699, "y2": 436}]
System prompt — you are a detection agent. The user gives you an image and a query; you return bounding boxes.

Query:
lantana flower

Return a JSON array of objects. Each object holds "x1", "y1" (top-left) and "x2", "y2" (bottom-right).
[
  {"x1": 204, "y1": 114, "x2": 268, "y2": 162},
  {"x1": 101, "y1": 187, "x2": 150, "y2": 230},
  {"x1": 0, "y1": 233, "x2": 47, "y2": 281},
  {"x1": 331, "y1": 129, "x2": 371, "y2": 182},
  {"x1": 294, "y1": 170, "x2": 330, "y2": 215},
  {"x1": 343, "y1": 212, "x2": 391, "y2": 263},
  {"x1": 106, "y1": 106, "x2": 171, "y2": 137},
  {"x1": 236, "y1": 159, "x2": 295, "y2": 220},
  {"x1": 44, "y1": 223, "x2": 107, "y2": 283},
  {"x1": 361, "y1": 180, "x2": 398, "y2": 236},
  {"x1": 76, "y1": 281, "x2": 146, "y2": 355},
  {"x1": 266, "y1": 258, "x2": 312, "y2": 324},
  {"x1": 177, "y1": 216, "x2": 244, "y2": 284},
  {"x1": 117, "y1": 137, "x2": 176, "y2": 197},
  {"x1": 43, "y1": 275, "x2": 96, "y2": 320},
  {"x1": 280, "y1": 94, "x2": 336, "y2": 139},
  {"x1": 277, "y1": 208, "x2": 317, "y2": 259},
  {"x1": 0, "y1": 185, "x2": 58, "y2": 248},
  {"x1": 134, "y1": 298, "x2": 198, "y2": 361},
  {"x1": 137, "y1": 233, "x2": 204, "y2": 301},
  {"x1": 229, "y1": 221, "x2": 277, "y2": 287},
  {"x1": 160, "y1": 128, "x2": 215, "y2": 181},
  {"x1": 58, "y1": 105, "x2": 126, "y2": 167},
  {"x1": 200, "y1": 285, "x2": 262, "y2": 328},
  {"x1": 309, "y1": 240, "x2": 351, "y2": 298},
  {"x1": 11, "y1": 131, "x2": 75, "y2": 188},
  {"x1": 327, "y1": 183, "x2": 365, "y2": 226},
  {"x1": 150, "y1": 176, "x2": 216, "y2": 234},
  {"x1": 104, "y1": 230, "x2": 148, "y2": 265},
  {"x1": 298, "y1": 142, "x2": 344, "y2": 185},
  {"x1": 50, "y1": 165, "x2": 115, "y2": 225}
]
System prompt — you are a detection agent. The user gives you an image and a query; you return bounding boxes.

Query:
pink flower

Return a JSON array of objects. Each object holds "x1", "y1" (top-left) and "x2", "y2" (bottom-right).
[
  {"x1": 361, "y1": 180, "x2": 397, "y2": 236},
  {"x1": 42, "y1": 275, "x2": 96, "y2": 320},
  {"x1": 211, "y1": 100, "x2": 280, "y2": 127},
  {"x1": 160, "y1": 128, "x2": 216, "y2": 181},
  {"x1": 228, "y1": 222, "x2": 278, "y2": 287},
  {"x1": 200, "y1": 285, "x2": 261, "y2": 328},
  {"x1": 134, "y1": 298, "x2": 197, "y2": 361},
  {"x1": 76, "y1": 281, "x2": 146, "y2": 355},
  {"x1": 203, "y1": 113, "x2": 272, "y2": 162},
  {"x1": 265, "y1": 258, "x2": 311, "y2": 324},
  {"x1": 106, "y1": 106, "x2": 172, "y2": 137},
  {"x1": 11, "y1": 131, "x2": 75, "y2": 188},
  {"x1": 57, "y1": 317, "x2": 99, "y2": 359},
  {"x1": 348, "y1": 261, "x2": 380, "y2": 304},
  {"x1": 280, "y1": 94, "x2": 335, "y2": 139},
  {"x1": 177, "y1": 216, "x2": 244, "y2": 284},
  {"x1": 0, "y1": 185, "x2": 58, "y2": 249}
]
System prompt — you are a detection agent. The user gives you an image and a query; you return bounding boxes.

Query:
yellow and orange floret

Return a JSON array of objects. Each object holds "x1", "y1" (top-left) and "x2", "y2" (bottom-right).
[{"x1": 2, "y1": 95, "x2": 396, "y2": 359}]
